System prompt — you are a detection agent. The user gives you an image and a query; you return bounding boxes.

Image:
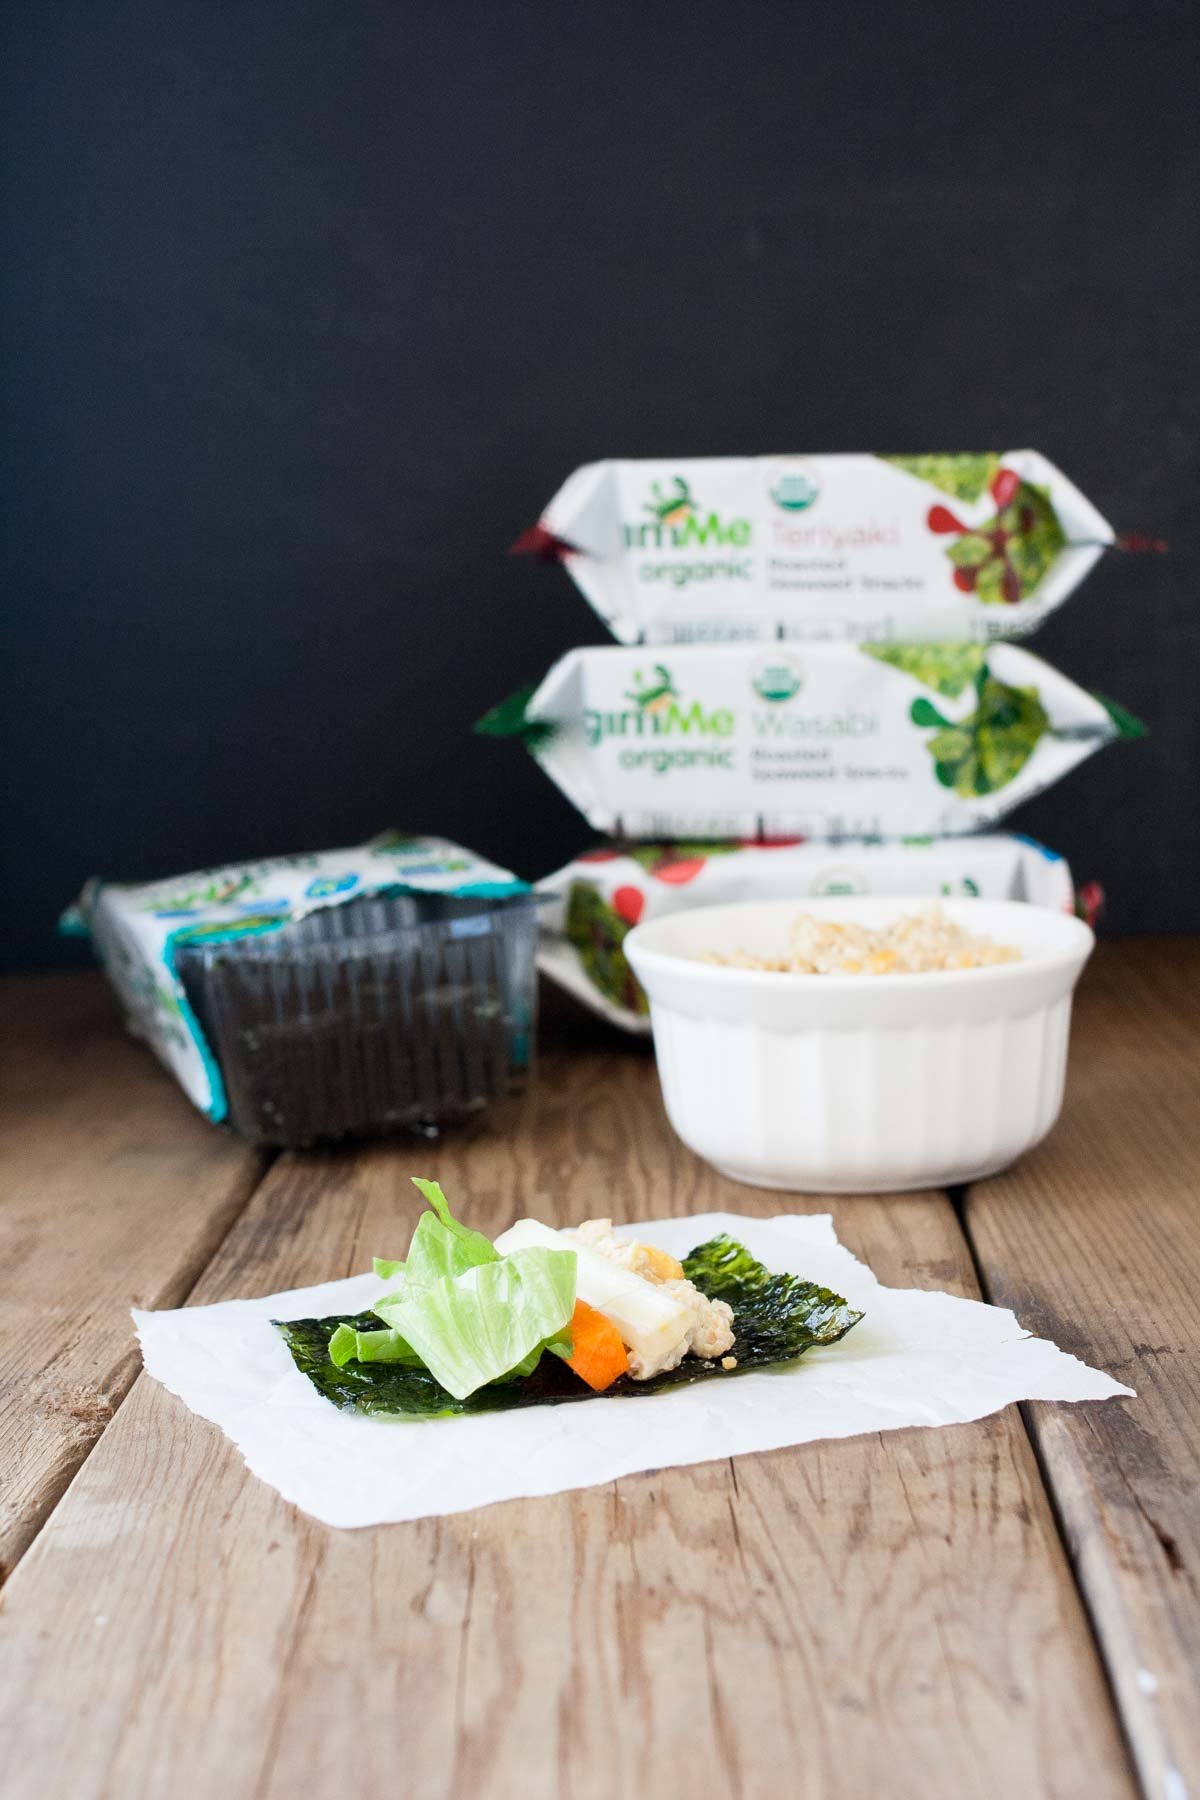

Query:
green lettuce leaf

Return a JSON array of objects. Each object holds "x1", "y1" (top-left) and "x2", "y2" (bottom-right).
[
  {"x1": 371, "y1": 1246, "x2": 577, "y2": 1400},
  {"x1": 338, "y1": 1181, "x2": 566, "y2": 1390},
  {"x1": 329, "y1": 1323, "x2": 422, "y2": 1368},
  {"x1": 325, "y1": 1320, "x2": 573, "y2": 1383},
  {"x1": 276, "y1": 1234, "x2": 863, "y2": 1419},
  {"x1": 509, "y1": 1329, "x2": 574, "y2": 1379},
  {"x1": 369, "y1": 1177, "x2": 499, "y2": 1310},
  {"x1": 410, "y1": 1178, "x2": 498, "y2": 1273},
  {"x1": 400, "y1": 1209, "x2": 495, "y2": 1293}
]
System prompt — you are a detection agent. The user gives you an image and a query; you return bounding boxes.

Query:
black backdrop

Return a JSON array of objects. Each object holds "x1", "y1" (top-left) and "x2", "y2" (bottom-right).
[{"x1": 3, "y1": 0, "x2": 1197, "y2": 970}]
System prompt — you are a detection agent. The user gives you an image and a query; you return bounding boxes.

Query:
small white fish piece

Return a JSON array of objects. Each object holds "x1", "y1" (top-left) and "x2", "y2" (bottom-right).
[
  {"x1": 494, "y1": 1217, "x2": 735, "y2": 1378},
  {"x1": 494, "y1": 1218, "x2": 692, "y2": 1377}
]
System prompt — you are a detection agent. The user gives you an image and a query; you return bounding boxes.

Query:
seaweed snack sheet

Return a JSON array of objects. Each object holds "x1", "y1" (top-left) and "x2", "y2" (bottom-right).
[
  {"x1": 516, "y1": 452, "x2": 1114, "y2": 645},
  {"x1": 63, "y1": 833, "x2": 527, "y2": 1120},
  {"x1": 537, "y1": 834, "x2": 1075, "y2": 1032},
  {"x1": 505, "y1": 641, "x2": 1140, "y2": 841},
  {"x1": 133, "y1": 1210, "x2": 1129, "y2": 1529}
]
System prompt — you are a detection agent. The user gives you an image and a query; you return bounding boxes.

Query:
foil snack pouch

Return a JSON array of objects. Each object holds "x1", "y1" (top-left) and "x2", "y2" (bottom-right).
[
  {"x1": 536, "y1": 835, "x2": 1076, "y2": 1031},
  {"x1": 493, "y1": 641, "x2": 1142, "y2": 841},
  {"x1": 515, "y1": 451, "x2": 1114, "y2": 644}
]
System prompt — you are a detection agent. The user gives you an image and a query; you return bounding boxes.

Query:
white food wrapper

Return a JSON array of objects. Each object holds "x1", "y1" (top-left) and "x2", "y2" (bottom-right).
[
  {"x1": 133, "y1": 1211, "x2": 1130, "y2": 1530},
  {"x1": 517, "y1": 641, "x2": 1139, "y2": 841},
  {"x1": 537, "y1": 834, "x2": 1075, "y2": 1032},
  {"x1": 516, "y1": 452, "x2": 1114, "y2": 644}
]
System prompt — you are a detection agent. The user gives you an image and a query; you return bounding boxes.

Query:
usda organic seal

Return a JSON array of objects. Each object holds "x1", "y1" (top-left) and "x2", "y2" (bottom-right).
[
  {"x1": 750, "y1": 653, "x2": 803, "y2": 703},
  {"x1": 770, "y1": 465, "x2": 820, "y2": 512}
]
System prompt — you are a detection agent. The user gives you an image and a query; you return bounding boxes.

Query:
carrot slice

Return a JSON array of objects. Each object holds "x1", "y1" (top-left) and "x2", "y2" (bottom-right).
[{"x1": 564, "y1": 1299, "x2": 630, "y2": 1392}]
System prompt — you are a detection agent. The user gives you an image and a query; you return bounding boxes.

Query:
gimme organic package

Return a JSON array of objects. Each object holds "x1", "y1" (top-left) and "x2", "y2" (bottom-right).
[
  {"x1": 504, "y1": 641, "x2": 1141, "y2": 842},
  {"x1": 63, "y1": 833, "x2": 528, "y2": 1123},
  {"x1": 514, "y1": 452, "x2": 1115, "y2": 645},
  {"x1": 536, "y1": 835, "x2": 1077, "y2": 1031}
]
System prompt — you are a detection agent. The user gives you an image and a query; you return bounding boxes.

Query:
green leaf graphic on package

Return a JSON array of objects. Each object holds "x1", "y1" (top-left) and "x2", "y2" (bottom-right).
[
  {"x1": 882, "y1": 452, "x2": 1002, "y2": 503},
  {"x1": 879, "y1": 458, "x2": 1068, "y2": 600},
  {"x1": 936, "y1": 474, "x2": 1066, "y2": 603},
  {"x1": 474, "y1": 683, "x2": 560, "y2": 750},
  {"x1": 912, "y1": 669, "x2": 1050, "y2": 797},
  {"x1": 626, "y1": 840, "x2": 739, "y2": 879},
  {"x1": 864, "y1": 643, "x2": 1051, "y2": 796},
  {"x1": 559, "y1": 844, "x2": 741, "y2": 1016},
  {"x1": 860, "y1": 640, "x2": 1135, "y2": 798},
  {"x1": 861, "y1": 642, "x2": 989, "y2": 700},
  {"x1": 565, "y1": 881, "x2": 648, "y2": 1016}
]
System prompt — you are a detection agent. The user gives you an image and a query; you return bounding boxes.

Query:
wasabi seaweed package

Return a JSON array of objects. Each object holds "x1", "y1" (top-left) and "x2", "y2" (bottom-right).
[
  {"x1": 536, "y1": 835, "x2": 1076, "y2": 1030},
  {"x1": 482, "y1": 642, "x2": 1142, "y2": 841},
  {"x1": 514, "y1": 451, "x2": 1115, "y2": 644}
]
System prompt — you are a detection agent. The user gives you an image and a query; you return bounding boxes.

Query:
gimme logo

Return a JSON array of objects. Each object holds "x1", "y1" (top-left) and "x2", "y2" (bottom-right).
[
  {"x1": 622, "y1": 476, "x2": 753, "y2": 551},
  {"x1": 585, "y1": 664, "x2": 735, "y2": 772},
  {"x1": 625, "y1": 663, "x2": 679, "y2": 715}
]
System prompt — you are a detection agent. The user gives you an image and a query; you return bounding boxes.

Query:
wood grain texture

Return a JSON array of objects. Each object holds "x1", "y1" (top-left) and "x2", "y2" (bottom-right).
[
  {"x1": 0, "y1": 973, "x2": 264, "y2": 1579},
  {"x1": 0, "y1": 1002, "x2": 1134, "y2": 1800},
  {"x1": 966, "y1": 940, "x2": 1200, "y2": 1800}
]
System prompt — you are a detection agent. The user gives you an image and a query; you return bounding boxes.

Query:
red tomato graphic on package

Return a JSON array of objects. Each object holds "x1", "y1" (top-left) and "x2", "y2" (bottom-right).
[{"x1": 612, "y1": 885, "x2": 645, "y2": 924}]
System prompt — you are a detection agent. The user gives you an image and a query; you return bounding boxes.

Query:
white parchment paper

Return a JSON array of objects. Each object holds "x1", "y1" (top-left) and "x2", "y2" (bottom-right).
[{"x1": 133, "y1": 1212, "x2": 1131, "y2": 1529}]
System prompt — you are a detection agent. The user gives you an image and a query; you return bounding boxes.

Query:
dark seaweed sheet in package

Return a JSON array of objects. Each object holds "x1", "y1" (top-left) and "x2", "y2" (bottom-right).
[{"x1": 69, "y1": 832, "x2": 537, "y2": 1147}]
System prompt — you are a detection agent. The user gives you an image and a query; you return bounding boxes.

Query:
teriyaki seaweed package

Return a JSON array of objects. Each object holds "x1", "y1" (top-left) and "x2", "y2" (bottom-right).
[
  {"x1": 514, "y1": 451, "x2": 1115, "y2": 645},
  {"x1": 536, "y1": 835, "x2": 1077, "y2": 1031},
  {"x1": 492, "y1": 641, "x2": 1143, "y2": 841}
]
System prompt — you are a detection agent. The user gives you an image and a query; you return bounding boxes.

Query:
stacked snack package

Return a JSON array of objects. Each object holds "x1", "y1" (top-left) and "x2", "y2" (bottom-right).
[{"x1": 486, "y1": 453, "x2": 1146, "y2": 1030}]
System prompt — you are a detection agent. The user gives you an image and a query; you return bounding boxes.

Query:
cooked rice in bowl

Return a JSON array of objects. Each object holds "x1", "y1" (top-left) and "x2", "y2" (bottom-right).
[{"x1": 703, "y1": 904, "x2": 1021, "y2": 976}]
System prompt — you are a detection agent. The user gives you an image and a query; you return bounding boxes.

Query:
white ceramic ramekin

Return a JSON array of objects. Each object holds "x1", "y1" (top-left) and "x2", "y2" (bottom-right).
[{"x1": 624, "y1": 897, "x2": 1094, "y2": 1194}]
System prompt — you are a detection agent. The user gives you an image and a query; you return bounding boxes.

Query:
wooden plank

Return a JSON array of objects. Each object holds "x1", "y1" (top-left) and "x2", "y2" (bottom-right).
[
  {"x1": 0, "y1": 1020, "x2": 1134, "y2": 1800},
  {"x1": 965, "y1": 939, "x2": 1200, "y2": 1800},
  {"x1": 0, "y1": 973, "x2": 265, "y2": 1580}
]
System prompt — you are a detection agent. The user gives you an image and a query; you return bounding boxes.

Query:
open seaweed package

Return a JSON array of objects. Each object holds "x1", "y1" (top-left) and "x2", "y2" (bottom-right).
[{"x1": 65, "y1": 833, "x2": 538, "y2": 1147}]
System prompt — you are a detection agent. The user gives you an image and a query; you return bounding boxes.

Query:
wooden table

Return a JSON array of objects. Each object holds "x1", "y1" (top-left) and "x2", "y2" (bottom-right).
[{"x1": 1, "y1": 946, "x2": 1197, "y2": 1800}]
